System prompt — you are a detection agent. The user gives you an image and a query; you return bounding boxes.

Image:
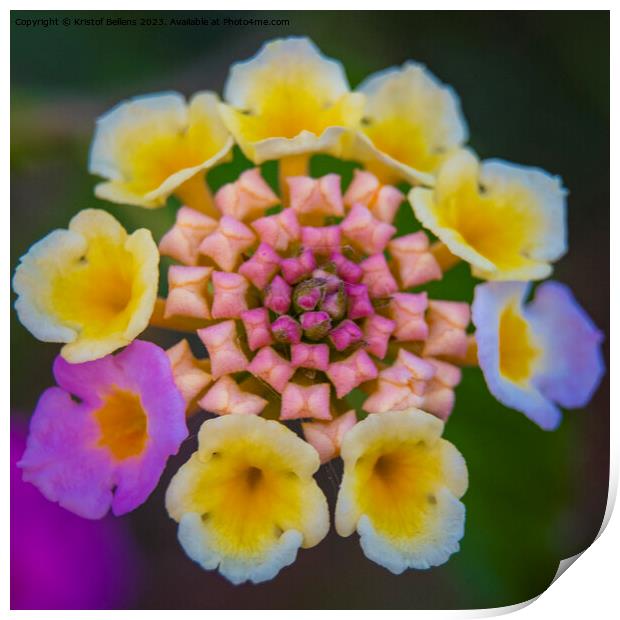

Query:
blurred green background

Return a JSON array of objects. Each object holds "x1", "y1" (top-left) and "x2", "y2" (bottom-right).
[{"x1": 11, "y1": 10, "x2": 609, "y2": 610}]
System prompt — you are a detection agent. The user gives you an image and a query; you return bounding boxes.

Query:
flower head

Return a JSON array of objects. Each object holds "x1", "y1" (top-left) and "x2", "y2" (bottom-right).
[
  {"x1": 348, "y1": 63, "x2": 467, "y2": 184},
  {"x1": 411, "y1": 149, "x2": 567, "y2": 280},
  {"x1": 89, "y1": 92, "x2": 232, "y2": 208},
  {"x1": 219, "y1": 37, "x2": 364, "y2": 163},
  {"x1": 335, "y1": 408, "x2": 468, "y2": 573},
  {"x1": 19, "y1": 341, "x2": 187, "y2": 518},
  {"x1": 11, "y1": 35, "x2": 608, "y2": 584},
  {"x1": 13, "y1": 209, "x2": 158, "y2": 363},
  {"x1": 165, "y1": 414, "x2": 329, "y2": 584},
  {"x1": 472, "y1": 281, "x2": 604, "y2": 430},
  {"x1": 156, "y1": 166, "x2": 469, "y2": 425}
]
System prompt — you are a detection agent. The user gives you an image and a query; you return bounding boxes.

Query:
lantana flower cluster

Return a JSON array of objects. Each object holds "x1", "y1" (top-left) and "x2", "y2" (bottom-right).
[{"x1": 13, "y1": 38, "x2": 604, "y2": 584}]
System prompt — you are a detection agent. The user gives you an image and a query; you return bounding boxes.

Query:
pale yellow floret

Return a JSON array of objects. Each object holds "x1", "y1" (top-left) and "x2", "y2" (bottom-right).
[
  {"x1": 90, "y1": 92, "x2": 233, "y2": 208},
  {"x1": 348, "y1": 62, "x2": 468, "y2": 185},
  {"x1": 411, "y1": 149, "x2": 567, "y2": 280},
  {"x1": 13, "y1": 209, "x2": 159, "y2": 363},
  {"x1": 165, "y1": 414, "x2": 329, "y2": 584},
  {"x1": 335, "y1": 408, "x2": 467, "y2": 573},
  {"x1": 219, "y1": 37, "x2": 364, "y2": 163}
]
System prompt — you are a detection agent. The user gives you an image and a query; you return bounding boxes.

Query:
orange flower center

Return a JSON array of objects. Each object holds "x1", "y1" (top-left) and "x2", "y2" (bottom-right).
[{"x1": 94, "y1": 388, "x2": 148, "y2": 460}]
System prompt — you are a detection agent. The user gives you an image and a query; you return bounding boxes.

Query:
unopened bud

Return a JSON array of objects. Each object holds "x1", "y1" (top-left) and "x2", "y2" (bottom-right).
[
  {"x1": 300, "y1": 311, "x2": 332, "y2": 341},
  {"x1": 271, "y1": 315, "x2": 302, "y2": 344},
  {"x1": 321, "y1": 283, "x2": 346, "y2": 320},
  {"x1": 293, "y1": 278, "x2": 325, "y2": 312}
]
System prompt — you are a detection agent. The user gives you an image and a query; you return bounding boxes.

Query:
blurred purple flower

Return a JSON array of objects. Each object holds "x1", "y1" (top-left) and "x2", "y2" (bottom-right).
[{"x1": 11, "y1": 418, "x2": 143, "y2": 609}]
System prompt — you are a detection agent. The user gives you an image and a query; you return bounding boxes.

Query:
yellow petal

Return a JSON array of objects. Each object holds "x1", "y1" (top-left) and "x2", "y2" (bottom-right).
[
  {"x1": 348, "y1": 62, "x2": 467, "y2": 184},
  {"x1": 219, "y1": 37, "x2": 364, "y2": 163},
  {"x1": 13, "y1": 209, "x2": 159, "y2": 362},
  {"x1": 335, "y1": 408, "x2": 467, "y2": 573},
  {"x1": 90, "y1": 91, "x2": 233, "y2": 208},
  {"x1": 165, "y1": 414, "x2": 329, "y2": 584},
  {"x1": 411, "y1": 149, "x2": 567, "y2": 280}
]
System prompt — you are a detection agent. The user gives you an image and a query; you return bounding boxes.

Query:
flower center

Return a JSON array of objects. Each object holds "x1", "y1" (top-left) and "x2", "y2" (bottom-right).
[
  {"x1": 354, "y1": 443, "x2": 443, "y2": 539},
  {"x1": 442, "y1": 189, "x2": 538, "y2": 270},
  {"x1": 51, "y1": 235, "x2": 134, "y2": 336},
  {"x1": 244, "y1": 465, "x2": 264, "y2": 491},
  {"x1": 498, "y1": 304, "x2": 540, "y2": 384},
  {"x1": 94, "y1": 388, "x2": 148, "y2": 460}
]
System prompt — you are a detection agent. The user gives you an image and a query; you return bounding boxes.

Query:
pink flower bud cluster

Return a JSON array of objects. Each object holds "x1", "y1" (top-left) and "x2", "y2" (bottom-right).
[{"x1": 160, "y1": 168, "x2": 471, "y2": 462}]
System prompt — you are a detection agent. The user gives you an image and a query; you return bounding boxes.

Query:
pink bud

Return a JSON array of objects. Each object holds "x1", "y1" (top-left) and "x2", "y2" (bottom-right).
[
  {"x1": 343, "y1": 170, "x2": 380, "y2": 207},
  {"x1": 326, "y1": 349, "x2": 378, "y2": 398},
  {"x1": 264, "y1": 275, "x2": 292, "y2": 314},
  {"x1": 290, "y1": 343, "x2": 330, "y2": 371},
  {"x1": 280, "y1": 383, "x2": 332, "y2": 420},
  {"x1": 198, "y1": 215, "x2": 256, "y2": 272},
  {"x1": 159, "y1": 207, "x2": 218, "y2": 266},
  {"x1": 240, "y1": 307, "x2": 274, "y2": 351},
  {"x1": 421, "y1": 358, "x2": 462, "y2": 421},
  {"x1": 345, "y1": 282, "x2": 374, "y2": 320},
  {"x1": 301, "y1": 225, "x2": 342, "y2": 256},
  {"x1": 166, "y1": 339, "x2": 213, "y2": 413},
  {"x1": 321, "y1": 286, "x2": 347, "y2": 320},
  {"x1": 396, "y1": 349, "x2": 437, "y2": 395},
  {"x1": 288, "y1": 174, "x2": 344, "y2": 220},
  {"x1": 372, "y1": 185, "x2": 404, "y2": 223},
  {"x1": 340, "y1": 204, "x2": 396, "y2": 254},
  {"x1": 363, "y1": 382, "x2": 421, "y2": 414},
  {"x1": 210, "y1": 271, "x2": 250, "y2": 319},
  {"x1": 280, "y1": 249, "x2": 317, "y2": 284},
  {"x1": 251, "y1": 208, "x2": 300, "y2": 252},
  {"x1": 343, "y1": 169, "x2": 404, "y2": 223},
  {"x1": 302, "y1": 410, "x2": 357, "y2": 463},
  {"x1": 238, "y1": 242, "x2": 281, "y2": 289},
  {"x1": 247, "y1": 346, "x2": 295, "y2": 392},
  {"x1": 312, "y1": 270, "x2": 341, "y2": 292},
  {"x1": 197, "y1": 320, "x2": 249, "y2": 379},
  {"x1": 362, "y1": 314, "x2": 396, "y2": 359},
  {"x1": 300, "y1": 311, "x2": 332, "y2": 340},
  {"x1": 165, "y1": 265, "x2": 212, "y2": 319},
  {"x1": 293, "y1": 279, "x2": 323, "y2": 312},
  {"x1": 390, "y1": 292, "x2": 429, "y2": 341},
  {"x1": 271, "y1": 315, "x2": 302, "y2": 344},
  {"x1": 329, "y1": 319, "x2": 363, "y2": 352},
  {"x1": 423, "y1": 300, "x2": 471, "y2": 359},
  {"x1": 298, "y1": 289, "x2": 322, "y2": 311},
  {"x1": 362, "y1": 350, "x2": 436, "y2": 413},
  {"x1": 330, "y1": 252, "x2": 363, "y2": 283},
  {"x1": 359, "y1": 253, "x2": 398, "y2": 298},
  {"x1": 199, "y1": 376, "x2": 267, "y2": 416},
  {"x1": 389, "y1": 232, "x2": 442, "y2": 288},
  {"x1": 215, "y1": 167, "x2": 279, "y2": 221}
]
